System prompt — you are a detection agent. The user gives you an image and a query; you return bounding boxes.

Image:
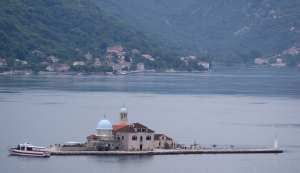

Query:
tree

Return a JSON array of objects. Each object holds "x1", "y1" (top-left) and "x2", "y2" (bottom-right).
[
  {"x1": 249, "y1": 49, "x2": 263, "y2": 60},
  {"x1": 164, "y1": 142, "x2": 170, "y2": 149},
  {"x1": 124, "y1": 54, "x2": 130, "y2": 62},
  {"x1": 16, "y1": 45, "x2": 25, "y2": 60},
  {"x1": 97, "y1": 145, "x2": 104, "y2": 151}
]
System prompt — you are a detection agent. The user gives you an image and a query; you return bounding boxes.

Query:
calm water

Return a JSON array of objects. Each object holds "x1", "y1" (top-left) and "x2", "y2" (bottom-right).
[{"x1": 0, "y1": 67, "x2": 300, "y2": 173}]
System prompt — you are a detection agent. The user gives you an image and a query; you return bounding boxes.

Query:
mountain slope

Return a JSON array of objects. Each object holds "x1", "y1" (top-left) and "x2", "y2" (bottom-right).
[
  {"x1": 94, "y1": 0, "x2": 300, "y2": 56},
  {"x1": 0, "y1": 0, "x2": 159, "y2": 60}
]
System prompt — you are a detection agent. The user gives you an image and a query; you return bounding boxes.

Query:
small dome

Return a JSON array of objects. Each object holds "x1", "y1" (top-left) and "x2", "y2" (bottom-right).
[
  {"x1": 120, "y1": 107, "x2": 128, "y2": 113},
  {"x1": 96, "y1": 119, "x2": 113, "y2": 130}
]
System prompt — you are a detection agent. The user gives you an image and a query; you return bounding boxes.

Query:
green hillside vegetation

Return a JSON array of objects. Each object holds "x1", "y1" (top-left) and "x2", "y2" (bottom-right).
[
  {"x1": 1, "y1": 0, "x2": 202, "y2": 72},
  {"x1": 94, "y1": 0, "x2": 300, "y2": 57}
]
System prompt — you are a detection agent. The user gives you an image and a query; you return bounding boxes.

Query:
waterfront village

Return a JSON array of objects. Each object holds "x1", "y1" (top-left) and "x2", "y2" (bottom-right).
[
  {"x1": 1, "y1": 45, "x2": 299, "y2": 75},
  {"x1": 0, "y1": 45, "x2": 209, "y2": 75}
]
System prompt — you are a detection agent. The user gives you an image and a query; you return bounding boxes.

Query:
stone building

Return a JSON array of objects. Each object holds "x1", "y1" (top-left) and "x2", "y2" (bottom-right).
[
  {"x1": 154, "y1": 134, "x2": 173, "y2": 149},
  {"x1": 137, "y1": 63, "x2": 145, "y2": 71},
  {"x1": 86, "y1": 106, "x2": 175, "y2": 151}
]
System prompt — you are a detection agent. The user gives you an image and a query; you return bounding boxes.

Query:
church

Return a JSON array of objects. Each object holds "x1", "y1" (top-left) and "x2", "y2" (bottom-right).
[{"x1": 86, "y1": 106, "x2": 175, "y2": 151}]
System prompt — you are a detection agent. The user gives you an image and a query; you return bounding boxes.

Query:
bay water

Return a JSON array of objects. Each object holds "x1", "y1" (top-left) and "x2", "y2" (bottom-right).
[{"x1": 0, "y1": 67, "x2": 299, "y2": 173}]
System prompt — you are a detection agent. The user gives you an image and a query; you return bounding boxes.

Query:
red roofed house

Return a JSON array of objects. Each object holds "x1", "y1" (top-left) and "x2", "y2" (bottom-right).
[
  {"x1": 255, "y1": 58, "x2": 269, "y2": 65},
  {"x1": 283, "y1": 47, "x2": 299, "y2": 56},
  {"x1": 107, "y1": 45, "x2": 123, "y2": 53},
  {"x1": 198, "y1": 61, "x2": 209, "y2": 69},
  {"x1": 119, "y1": 61, "x2": 131, "y2": 69},
  {"x1": 40, "y1": 62, "x2": 50, "y2": 65},
  {"x1": 117, "y1": 51, "x2": 126, "y2": 56},
  {"x1": 84, "y1": 105, "x2": 175, "y2": 151},
  {"x1": 106, "y1": 54, "x2": 114, "y2": 59}
]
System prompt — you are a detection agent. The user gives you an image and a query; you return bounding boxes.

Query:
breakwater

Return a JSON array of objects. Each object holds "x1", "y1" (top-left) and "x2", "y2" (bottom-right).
[{"x1": 48, "y1": 149, "x2": 283, "y2": 155}]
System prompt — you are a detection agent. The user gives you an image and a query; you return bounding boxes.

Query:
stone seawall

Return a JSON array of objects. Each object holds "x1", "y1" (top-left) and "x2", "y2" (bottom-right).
[
  {"x1": 56, "y1": 146, "x2": 93, "y2": 151},
  {"x1": 48, "y1": 149, "x2": 283, "y2": 155}
]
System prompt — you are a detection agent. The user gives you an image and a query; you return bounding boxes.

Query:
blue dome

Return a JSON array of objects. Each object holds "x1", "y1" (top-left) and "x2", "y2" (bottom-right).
[
  {"x1": 120, "y1": 107, "x2": 128, "y2": 113},
  {"x1": 96, "y1": 119, "x2": 113, "y2": 130}
]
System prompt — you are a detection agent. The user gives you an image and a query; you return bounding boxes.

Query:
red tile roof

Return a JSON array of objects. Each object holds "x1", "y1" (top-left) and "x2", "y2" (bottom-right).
[
  {"x1": 112, "y1": 125, "x2": 127, "y2": 131},
  {"x1": 114, "y1": 125, "x2": 136, "y2": 133},
  {"x1": 113, "y1": 123, "x2": 155, "y2": 133}
]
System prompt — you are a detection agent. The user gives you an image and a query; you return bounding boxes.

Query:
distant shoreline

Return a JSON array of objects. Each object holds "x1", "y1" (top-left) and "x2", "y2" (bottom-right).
[{"x1": 0, "y1": 69, "x2": 212, "y2": 75}]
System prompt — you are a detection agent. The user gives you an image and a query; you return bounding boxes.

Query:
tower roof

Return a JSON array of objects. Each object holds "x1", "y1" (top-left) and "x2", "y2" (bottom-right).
[{"x1": 120, "y1": 107, "x2": 128, "y2": 113}]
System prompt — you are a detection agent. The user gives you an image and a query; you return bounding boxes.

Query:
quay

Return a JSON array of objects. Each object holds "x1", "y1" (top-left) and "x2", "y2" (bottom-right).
[{"x1": 47, "y1": 148, "x2": 283, "y2": 156}]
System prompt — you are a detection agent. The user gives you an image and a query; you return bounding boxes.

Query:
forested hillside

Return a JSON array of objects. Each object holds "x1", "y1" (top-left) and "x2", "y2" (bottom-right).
[
  {"x1": 94, "y1": 0, "x2": 300, "y2": 56},
  {"x1": 0, "y1": 0, "x2": 159, "y2": 62}
]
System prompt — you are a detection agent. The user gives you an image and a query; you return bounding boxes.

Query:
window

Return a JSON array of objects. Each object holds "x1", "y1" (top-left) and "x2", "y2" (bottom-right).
[
  {"x1": 140, "y1": 136, "x2": 143, "y2": 141},
  {"x1": 137, "y1": 129, "x2": 141, "y2": 132},
  {"x1": 132, "y1": 136, "x2": 137, "y2": 140},
  {"x1": 162, "y1": 137, "x2": 164, "y2": 139},
  {"x1": 142, "y1": 129, "x2": 146, "y2": 132},
  {"x1": 146, "y1": 136, "x2": 151, "y2": 140},
  {"x1": 122, "y1": 136, "x2": 124, "y2": 140},
  {"x1": 159, "y1": 142, "x2": 161, "y2": 146},
  {"x1": 118, "y1": 137, "x2": 120, "y2": 141}
]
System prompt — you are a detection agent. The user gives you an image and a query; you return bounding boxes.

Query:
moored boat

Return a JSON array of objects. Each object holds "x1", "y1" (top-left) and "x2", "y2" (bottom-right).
[{"x1": 7, "y1": 142, "x2": 50, "y2": 157}]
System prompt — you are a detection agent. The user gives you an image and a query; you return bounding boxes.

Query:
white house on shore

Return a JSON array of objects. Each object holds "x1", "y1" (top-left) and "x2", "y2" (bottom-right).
[
  {"x1": 255, "y1": 58, "x2": 269, "y2": 65},
  {"x1": 142, "y1": 54, "x2": 155, "y2": 61},
  {"x1": 46, "y1": 64, "x2": 70, "y2": 72},
  {"x1": 137, "y1": 62, "x2": 145, "y2": 71},
  {"x1": 198, "y1": 62, "x2": 209, "y2": 69},
  {"x1": 73, "y1": 61, "x2": 85, "y2": 66}
]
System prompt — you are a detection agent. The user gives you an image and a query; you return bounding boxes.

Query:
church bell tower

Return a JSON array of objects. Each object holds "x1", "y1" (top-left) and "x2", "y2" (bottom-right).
[{"x1": 119, "y1": 104, "x2": 128, "y2": 125}]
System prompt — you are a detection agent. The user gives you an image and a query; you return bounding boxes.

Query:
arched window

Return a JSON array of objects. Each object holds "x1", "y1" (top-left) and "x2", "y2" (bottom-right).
[
  {"x1": 132, "y1": 136, "x2": 137, "y2": 140},
  {"x1": 146, "y1": 136, "x2": 151, "y2": 140}
]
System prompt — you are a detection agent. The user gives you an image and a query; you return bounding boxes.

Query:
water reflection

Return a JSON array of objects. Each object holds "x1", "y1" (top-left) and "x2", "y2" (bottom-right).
[{"x1": 89, "y1": 155, "x2": 153, "y2": 162}]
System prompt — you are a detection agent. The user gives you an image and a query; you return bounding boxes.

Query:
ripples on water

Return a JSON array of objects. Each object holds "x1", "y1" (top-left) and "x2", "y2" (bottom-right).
[
  {"x1": 0, "y1": 67, "x2": 299, "y2": 98},
  {"x1": 0, "y1": 67, "x2": 300, "y2": 173}
]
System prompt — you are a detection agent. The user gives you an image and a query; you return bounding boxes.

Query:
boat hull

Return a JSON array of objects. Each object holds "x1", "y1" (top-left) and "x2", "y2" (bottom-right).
[{"x1": 8, "y1": 147, "x2": 50, "y2": 157}]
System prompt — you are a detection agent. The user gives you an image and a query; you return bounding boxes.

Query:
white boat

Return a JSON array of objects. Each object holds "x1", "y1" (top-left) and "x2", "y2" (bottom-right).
[
  {"x1": 117, "y1": 71, "x2": 127, "y2": 75},
  {"x1": 7, "y1": 142, "x2": 50, "y2": 157}
]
